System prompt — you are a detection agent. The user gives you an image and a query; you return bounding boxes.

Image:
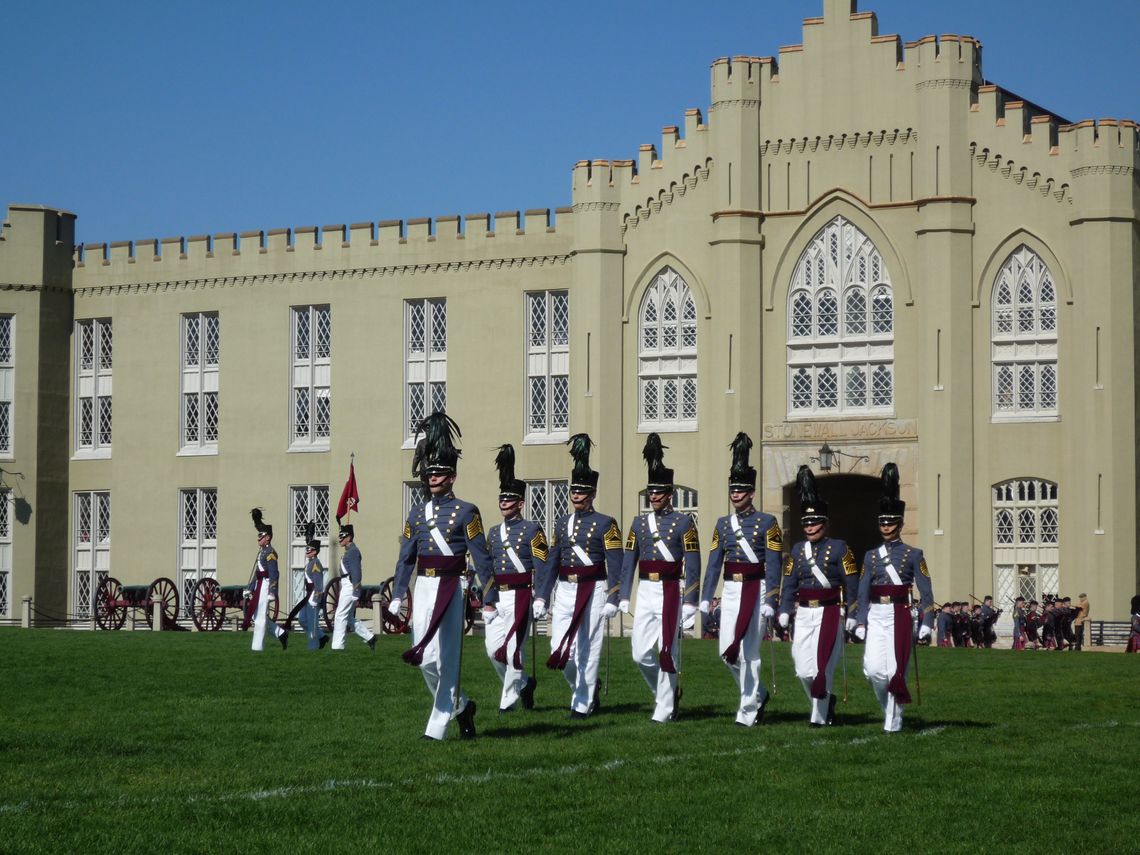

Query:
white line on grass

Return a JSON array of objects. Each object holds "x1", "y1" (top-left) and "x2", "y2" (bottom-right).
[{"x1": 6, "y1": 720, "x2": 1088, "y2": 816}]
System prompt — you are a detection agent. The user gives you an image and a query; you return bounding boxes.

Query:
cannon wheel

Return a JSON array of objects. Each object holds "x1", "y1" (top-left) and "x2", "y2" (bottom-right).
[
  {"x1": 464, "y1": 569, "x2": 482, "y2": 635},
  {"x1": 191, "y1": 578, "x2": 225, "y2": 632},
  {"x1": 379, "y1": 577, "x2": 411, "y2": 634},
  {"x1": 146, "y1": 577, "x2": 180, "y2": 629},
  {"x1": 94, "y1": 576, "x2": 127, "y2": 630},
  {"x1": 322, "y1": 577, "x2": 340, "y2": 632}
]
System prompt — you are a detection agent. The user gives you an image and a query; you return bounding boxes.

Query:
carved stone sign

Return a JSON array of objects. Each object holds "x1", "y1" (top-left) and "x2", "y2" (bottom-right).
[{"x1": 762, "y1": 419, "x2": 918, "y2": 443}]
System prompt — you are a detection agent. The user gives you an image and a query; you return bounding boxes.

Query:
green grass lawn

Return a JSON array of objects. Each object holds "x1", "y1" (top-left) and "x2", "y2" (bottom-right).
[{"x1": 0, "y1": 628, "x2": 1136, "y2": 853}]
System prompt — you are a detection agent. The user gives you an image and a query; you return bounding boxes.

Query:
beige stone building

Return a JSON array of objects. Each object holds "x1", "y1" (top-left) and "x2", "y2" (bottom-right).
[{"x1": 1, "y1": 0, "x2": 1137, "y2": 629}]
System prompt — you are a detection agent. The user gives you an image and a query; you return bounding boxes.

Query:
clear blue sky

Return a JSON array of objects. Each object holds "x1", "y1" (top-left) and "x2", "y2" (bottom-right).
[{"x1": 4, "y1": 0, "x2": 1137, "y2": 246}]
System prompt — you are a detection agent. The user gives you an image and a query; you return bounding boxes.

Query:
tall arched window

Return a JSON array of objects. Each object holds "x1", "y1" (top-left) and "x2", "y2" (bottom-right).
[
  {"x1": 639, "y1": 267, "x2": 697, "y2": 430},
  {"x1": 787, "y1": 216, "x2": 894, "y2": 416},
  {"x1": 992, "y1": 478, "x2": 1059, "y2": 607},
  {"x1": 992, "y1": 246, "x2": 1058, "y2": 419}
]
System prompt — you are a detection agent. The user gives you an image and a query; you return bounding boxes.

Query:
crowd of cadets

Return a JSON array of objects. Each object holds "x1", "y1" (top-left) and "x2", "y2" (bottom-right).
[
  {"x1": 1011, "y1": 594, "x2": 1090, "y2": 651},
  {"x1": 248, "y1": 416, "x2": 941, "y2": 739}
]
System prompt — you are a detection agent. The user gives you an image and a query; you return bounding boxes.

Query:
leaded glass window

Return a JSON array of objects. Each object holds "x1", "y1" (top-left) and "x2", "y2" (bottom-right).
[
  {"x1": 406, "y1": 299, "x2": 446, "y2": 440},
  {"x1": 181, "y1": 313, "x2": 219, "y2": 452},
  {"x1": 74, "y1": 491, "x2": 110, "y2": 620},
  {"x1": 0, "y1": 490, "x2": 10, "y2": 617},
  {"x1": 0, "y1": 315, "x2": 11, "y2": 455},
  {"x1": 991, "y1": 246, "x2": 1059, "y2": 419},
  {"x1": 179, "y1": 489, "x2": 217, "y2": 618},
  {"x1": 639, "y1": 267, "x2": 698, "y2": 430},
  {"x1": 526, "y1": 479, "x2": 570, "y2": 536},
  {"x1": 291, "y1": 306, "x2": 332, "y2": 447},
  {"x1": 289, "y1": 485, "x2": 330, "y2": 608},
  {"x1": 525, "y1": 291, "x2": 570, "y2": 439},
  {"x1": 992, "y1": 478, "x2": 1059, "y2": 605},
  {"x1": 786, "y1": 217, "x2": 893, "y2": 416},
  {"x1": 76, "y1": 319, "x2": 113, "y2": 453}
]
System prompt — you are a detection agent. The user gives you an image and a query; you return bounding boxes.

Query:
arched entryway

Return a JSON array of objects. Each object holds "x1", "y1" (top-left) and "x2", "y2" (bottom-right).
[{"x1": 782, "y1": 473, "x2": 881, "y2": 568}]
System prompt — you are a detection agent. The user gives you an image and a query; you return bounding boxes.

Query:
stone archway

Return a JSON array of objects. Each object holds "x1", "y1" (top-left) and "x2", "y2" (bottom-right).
[{"x1": 782, "y1": 473, "x2": 882, "y2": 569}]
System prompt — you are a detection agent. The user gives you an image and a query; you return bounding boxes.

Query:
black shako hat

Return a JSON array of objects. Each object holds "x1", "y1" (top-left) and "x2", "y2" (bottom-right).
[
  {"x1": 412, "y1": 411, "x2": 462, "y2": 477},
  {"x1": 728, "y1": 432, "x2": 757, "y2": 491},
  {"x1": 568, "y1": 433, "x2": 598, "y2": 491},
  {"x1": 878, "y1": 462, "x2": 906, "y2": 521},
  {"x1": 643, "y1": 433, "x2": 674, "y2": 492},
  {"x1": 304, "y1": 521, "x2": 320, "y2": 551},
  {"x1": 251, "y1": 507, "x2": 272, "y2": 539},
  {"x1": 796, "y1": 464, "x2": 828, "y2": 523},
  {"x1": 494, "y1": 444, "x2": 526, "y2": 501}
]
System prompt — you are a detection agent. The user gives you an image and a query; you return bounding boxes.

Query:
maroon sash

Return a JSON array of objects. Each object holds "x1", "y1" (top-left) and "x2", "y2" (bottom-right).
[
  {"x1": 547, "y1": 570, "x2": 599, "y2": 670},
  {"x1": 241, "y1": 572, "x2": 267, "y2": 631},
  {"x1": 493, "y1": 573, "x2": 533, "y2": 670},
  {"x1": 641, "y1": 560, "x2": 682, "y2": 673},
  {"x1": 807, "y1": 588, "x2": 841, "y2": 699},
  {"x1": 722, "y1": 561, "x2": 762, "y2": 666},
  {"x1": 873, "y1": 584, "x2": 913, "y2": 703},
  {"x1": 402, "y1": 556, "x2": 465, "y2": 667}
]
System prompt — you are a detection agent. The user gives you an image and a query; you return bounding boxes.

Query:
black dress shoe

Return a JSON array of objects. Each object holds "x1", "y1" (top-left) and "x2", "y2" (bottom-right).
[
  {"x1": 458, "y1": 700, "x2": 477, "y2": 739},
  {"x1": 520, "y1": 676, "x2": 537, "y2": 710},
  {"x1": 826, "y1": 693, "x2": 837, "y2": 726},
  {"x1": 756, "y1": 692, "x2": 770, "y2": 725},
  {"x1": 568, "y1": 710, "x2": 589, "y2": 720},
  {"x1": 319, "y1": 635, "x2": 329, "y2": 650},
  {"x1": 279, "y1": 631, "x2": 289, "y2": 650},
  {"x1": 366, "y1": 636, "x2": 377, "y2": 652}
]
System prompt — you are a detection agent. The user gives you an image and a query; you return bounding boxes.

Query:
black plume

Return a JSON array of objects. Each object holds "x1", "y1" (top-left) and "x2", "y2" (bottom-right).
[
  {"x1": 797, "y1": 465, "x2": 819, "y2": 506},
  {"x1": 729, "y1": 432, "x2": 753, "y2": 474},
  {"x1": 495, "y1": 444, "x2": 516, "y2": 481},
  {"x1": 568, "y1": 433, "x2": 594, "y2": 482},
  {"x1": 304, "y1": 520, "x2": 315, "y2": 542},
  {"x1": 642, "y1": 433, "x2": 667, "y2": 468},
  {"x1": 881, "y1": 462, "x2": 900, "y2": 500}
]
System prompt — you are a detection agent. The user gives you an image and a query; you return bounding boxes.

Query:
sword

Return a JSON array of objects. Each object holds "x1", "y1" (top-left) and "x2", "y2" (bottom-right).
[
  {"x1": 911, "y1": 594, "x2": 923, "y2": 706},
  {"x1": 841, "y1": 589, "x2": 849, "y2": 704},
  {"x1": 604, "y1": 610, "x2": 611, "y2": 697},
  {"x1": 769, "y1": 569, "x2": 786, "y2": 695}
]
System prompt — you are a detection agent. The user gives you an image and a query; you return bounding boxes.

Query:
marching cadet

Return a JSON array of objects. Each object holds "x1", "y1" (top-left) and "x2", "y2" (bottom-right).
[
  {"x1": 533, "y1": 434, "x2": 624, "y2": 719},
  {"x1": 937, "y1": 603, "x2": 954, "y2": 648},
  {"x1": 699, "y1": 433, "x2": 783, "y2": 727},
  {"x1": 284, "y1": 522, "x2": 329, "y2": 650},
  {"x1": 777, "y1": 466, "x2": 858, "y2": 727},
  {"x1": 619, "y1": 434, "x2": 701, "y2": 723},
  {"x1": 388, "y1": 412, "x2": 492, "y2": 740},
  {"x1": 245, "y1": 508, "x2": 288, "y2": 651},
  {"x1": 482, "y1": 445, "x2": 542, "y2": 713},
  {"x1": 1012, "y1": 596, "x2": 1028, "y2": 650},
  {"x1": 854, "y1": 463, "x2": 934, "y2": 733},
  {"x1": 330, "y1": 520, "x2": 377, "y2": 652}
]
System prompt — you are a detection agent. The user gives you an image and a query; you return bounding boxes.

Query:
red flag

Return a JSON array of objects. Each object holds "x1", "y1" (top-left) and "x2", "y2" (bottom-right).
[{"x1": 336, "y1": 460, "x2": 359, "y2": 520}]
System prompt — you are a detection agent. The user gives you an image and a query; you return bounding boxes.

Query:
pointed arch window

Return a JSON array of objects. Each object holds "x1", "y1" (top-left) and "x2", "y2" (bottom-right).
[
  {"x1": 992, "y1": 478, "x2": 1059, "y2": 608},
  {"x1": 992, "y1": 246, "x2": 1058, "y2": 419},
  {"x1": 786, "y1": 217, "x2": 894, "y2": 416},
  {"x1": 639, "y1": 267, "x2": 697, "y2": 430}
]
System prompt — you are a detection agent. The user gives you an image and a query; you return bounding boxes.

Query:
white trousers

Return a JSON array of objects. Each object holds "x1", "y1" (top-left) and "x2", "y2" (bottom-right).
[
  {"x1": 332, "y1": 578, "x2": 374, "y2": 649},
  {"x1": 791, "y1": 605, "x2": 842, "y2": 724},
  {"x1": 550, "y1": 580, "x2": 606, "y2": 714},
  {"x1": 250, "y1": 582, "x2": 283, "y2": 651},
  {"x1": 631, "y1": 580, "x2": 680, "y2": 722},
  {"x1": 863, "y1": 603, "x2": 906, "y2": 732},
  {"x1": 718, "y1": 579, "x2": 767, "y2": 725},
  {"x1": 483, "y1": 588, "x2": 530, "y2": 710},
  {"x1": 412, "y1": 576, "x2": 469, "y2": 740}
]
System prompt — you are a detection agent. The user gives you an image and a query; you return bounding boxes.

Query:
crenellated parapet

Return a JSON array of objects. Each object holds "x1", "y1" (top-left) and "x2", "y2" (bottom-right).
[{"x1": 72, "y1": 207, "x2": 575, "y2": 288}]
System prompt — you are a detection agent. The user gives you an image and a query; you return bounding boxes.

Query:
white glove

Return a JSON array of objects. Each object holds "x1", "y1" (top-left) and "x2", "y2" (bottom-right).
[
  {"x1": 681, "y1": 603, "x2": 697, "y2": 631},
  {"x1": 532, "y1": 599, "x2": 547, "y2": 620},
  {"x1": 386, "y1": 597, "x2": 402, "y2": 616},
  {"x1": 699, "y1": 600, "x2": 710, "y2": 615},
  {"x1": 855, "y1": 625, "x2": 866, "y2": 641},
  {"x1": 308, "y1": 594, "x2": 320, "y2": 608},
  {"x1": 603, "y1": 602, "x2": 619, "y2": 619},
  {"x1": 619, "y1": 599, "x2": 630, "y2": 614},
  {"x1": 845, "y1": 617, "x2": 856, "y2": 632},
  {"x1": 918, "y1": 624, "x2": 932, "y2": 641},
  {"x1": 483, "y1": 607, "x2": 499, "y2": 626},
  {"x1": 778, "y1": 612, "x2": 789, "y2": 629},
  {"x1": 759, "y1": 603, "x2": 775, "y2": 620},
  {"x1": 242, "y1": 589, "x2": 252, "y2": 600}
]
